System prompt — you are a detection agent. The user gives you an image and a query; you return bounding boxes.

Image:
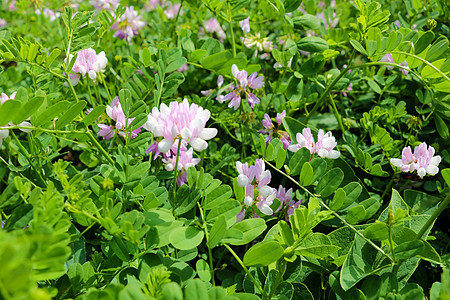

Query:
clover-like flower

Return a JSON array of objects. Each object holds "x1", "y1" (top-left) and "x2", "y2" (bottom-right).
[
  {"x1": 222, "y1": 64, "x2": 264, "y2": 110},
  {"x1": 235, "y1": 159, "x2": 276, "y2": 216},
  {"x1": 259, "y1": 111, "x2": 290, "y2": 149},
  {"x1": 111, "y1": 6, "x2": 146, "y2": 42},
  {"x1": 239, "y1": 17, "x2": 250, "y2": 34},
  {"x1": 380, "y1": 54, "x2": 409, "y2": 75},
  {"x1": 143, "y1": 98, "x2": 217, "y2": 153},
  {"x1": 90, "y1": 0, "x2": 120, "y2": 11},
  {"x1": 202, "y1": 18, "x2": 226, "y2": 42},
  {"x1": 65, "y1": 48, "x2": 108, "y2": 86},
  {"x1": 163, "y1": 148, "x2": 201, "y2": 186},
  {"x1": 288, "y1": 128, "x2": 340, "y2": 159},
  {"x1": 390, "y1": 142, "x2": 441, "y2": 178},
  {"x1": 97, "y1": 97, "x2": 141, "y2": 140}
]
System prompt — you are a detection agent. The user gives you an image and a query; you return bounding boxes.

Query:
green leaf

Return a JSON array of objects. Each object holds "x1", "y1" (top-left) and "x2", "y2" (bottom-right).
[
  {"x1": 189, "y1": 49, "x2": 207, "y2": 63},
  {"x1": 340, "y1": 235, "x2": 383, "y2": 291},
  {"x1": 82, "y1": 105, "x2": 106, "y2": 126},
  {"x1": 292, "y1": 14, "x2": 319, "y2": 30},
  {"x1": 367, "y1": 40, "x2": 377, "y2": 57},
  {"x1": 276, "y1": 147, "x2": 286, "y2": 169},
  {"x1": 140, "y1": 48, "x2": 152, "y2": 67},
  {"x1": 207, "y1": 215, "x2": 227, "y2": 248},
  {"x1": 394, "y1": 240, "x2": 424, "y2": 260},
  {"x1": 184, "y1": 279, "x2": 209, "y2": 300},
  {"x1": 386, "y1": 30, "x2": 399, "y2": 51},
  {"x1": 299, "y1": 162, "x2": 313, "y2": 186},
  {"x1": 442, "y1": 169, "x2": 450, "y2": 187},
  {"x1": 278, "y1": 220, "x2": 294, "y2": 246},
  {"x1": 0, "y1": 99, "x2": 21, "y2": 126},
  {"x1": 226, "y1": 218, "x2": 267, "y2": 246},
  {"x1": 196, "y1": 259, "x2": 211, "y2": 282},
  {"x1": 418, "y1": 239, "x2": 441, "y2": 264},
  {"x1": 206, "y1": 199, "x2": 241, "y2": 227},
  {"x1": 170, "y1": 226, "x2": 205, "y2": 250},
  {"x1": 295, "y1": 233, "x2": 340, "y2": 259},
  {"x1": 110, "y1": 237, "x2": 130, "y2": 262},
  {"x1": 286, "y1": 76, "x2": 304, "y2": 102},
  {"x1": 329, "y1": 188, "x2": 346, "y2": 210},
  {"x1": 32, "y1": 100, "x2": 70, "y2": 127},
  {"x1": 315, "y1": 168, "x2": 344, "y2": 198},
  {"x1": 162, "y1": 282, "x2": 183, "y2": 300},
  {"x1": 46, "y1": 48, "x2": 61, "y2": 67},
  {"x1": 297, "y1": 37, "x2": 329, "y2": 53},
  {"x1": 415, "y1": 31, "x2": 435, "y2": 55},
  {"x1": 421, "y1": 58, "x2": 448, "y2": 79},
  {"x1": 350, "y1": 40, "x2": 368, "y2": 56},
  {"x1": 367, "y1": 79, "x2": 382, "y2": 94},
  {"x1": 345, "y1": 205, "x2": 366, "y2": 224},
  {"x1": 363, "y1": 222, "x2": 388, "y2": 241},
  {"x1": 166, "y1": 57, "x2": 187, "y2": 73},
  {"x1": 309, "y1": 158, "x2": 327, "y2": 184},
  {"x1": 435, "y1": 114, "x2": 449, "y2": 139},
  {"x1": 55, "y1": 101, "x2": 86, "y2": 129},
  {"x1": 12, "y1": 96, "x2": 44, "y2": 125},
  {"x1": 288, "y1": 147, "x2": 311, "y2": 176},
  {"x1": 205, "y1": 185, "x2": 232, "y2": 210},
  {"x1": 243, "y1": 240, "x2": 284, "y2": 267}
]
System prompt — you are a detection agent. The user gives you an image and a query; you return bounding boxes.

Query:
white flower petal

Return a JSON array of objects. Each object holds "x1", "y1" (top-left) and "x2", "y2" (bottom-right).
[
  {"x1": 426, "y1": 165, "x2": 439, "y2": 176},
  {"x1": 199, "y1": 128, "x2": 217, "y2": 140},
  {"x1": 158, "y1": 138, "x2": 174, "y2": 153},
  {"x1": 237, "y1": 174, "x2": 249, "y2": 187},
  {"x1": 190, "y1": 138, "x2": 208, "y2": 151}
]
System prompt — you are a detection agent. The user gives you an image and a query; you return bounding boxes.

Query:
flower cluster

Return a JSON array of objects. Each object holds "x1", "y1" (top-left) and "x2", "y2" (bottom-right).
[
  {"x1": 201, "y1": 18, "x2": 226, "y2": 42},
  {"x1": 111, "y1": 6, "x2": 146, "y2": 42},
  {"x1": 259, "y1": 111, "x2": 291, "y2": 149},
  {"x1": 220, "y1": 64, "x2": 264, "y2": 110},
  {"x1": 35, "y1": 8, "x2": 61, "y2": 22},
  {"x1": 390, "y1": 142, "x2": 441, "y2": 178},
  {"x1": 239, "y1": 17, "x2": 273, "y2": 57},
  {"x1": 144, "y1": 99, "x2": 217, "y2": 185},
  {"x1": 380, "y1": 54, "x2": 409, "y2": 75},
  {"x1": 90, "y1": 0, "x2": 120, "y2": 11},
  {"x1": 66, "y1": 48, "x2": 108, "y2": 86},
  {"x1": 0, "y1": 92, "x2": 32, "y2": 146},
  {"x1": 288, "y1": 128, "x2": 340, "y2": 159},
  {"x1": 97, "y1": 97, "x2": 141, "y2": 140},
  {"x1": 144, "y1": 98, "x2": 218, "y2": 153},
  {"x1": 236, "y1": 159, "x2": 276, "y2": 216},
  {"x1": 163, "y1": 2, "x2": 182, "y2": 19},
  {"x1": 275, "y1": 185, "x2": 302, "y2": 218}
]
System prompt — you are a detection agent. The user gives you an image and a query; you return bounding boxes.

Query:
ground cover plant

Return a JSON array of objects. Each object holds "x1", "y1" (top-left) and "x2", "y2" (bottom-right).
[{"x1": 0, "y1": 0, "x2": 449, "y2": 299}]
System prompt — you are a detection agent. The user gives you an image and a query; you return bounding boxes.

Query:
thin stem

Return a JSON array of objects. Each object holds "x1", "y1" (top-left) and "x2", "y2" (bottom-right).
[
  {"x1": 224, "y1": 244, "x2": 268, "y2": 299},
  {"x1": 415, "y1": 193, "x2": 450, "y2": 241},
  {"x1": 227, "y1": 1, "x2": 236, "y2": 57},
  {"x1": 328, "y1": 94, "x2": 345, "y2": 136},
  {"x1": 264, "y1": 159, "x2": 393, "y2": 262},
  {"x1": 86, "y1": 131, "x2": 115, "y2": 165},
  {"x1": 390, "y1": 51, "x2": 450, "y2": 82},
  {"x1": 99, "y1": 72, "x2": 113, "y2": 103},
  {"x1": 173, "y1": 138, "x2": 183, "y2": 195},
  {"x1": 239, "y1": 106, "x2": 247, "y2": 159},
  {"x1": 10, "y1": 131, "x2": 47, "y2": 187},
  {"x1": 197, "y1": 203, "x2": 215, "y2": 285}
]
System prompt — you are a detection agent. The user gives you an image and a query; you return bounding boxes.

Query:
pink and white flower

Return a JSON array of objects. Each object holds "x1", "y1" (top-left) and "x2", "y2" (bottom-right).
[
  {"x1": 259, "y1": 111, "x2": 291, "y2": 149},
  {"x1": 111, "y1": 6, "x2": 146, "y2": 42},
  {"x1": 163, "y1": 148, "x2": 201, "y2": 186},
  {"x1": 239, "y1": 17, "x2": 250, "y2": 34},
  {"x1": 380, "y1": 54, "x2": 409, "y2": 75},
  {"x1": 90, "y1": 0, "x2": 120, "y2": 11},
  {"x1": 390, "y1": 142, "x2": 441, "y2": 178},
  {"x1": 221, "y1": 64, "x2": 264, "y2": 110},
  {"x1": 288, "y1": 128, "x2": 340, "y2": 159},
  {"x1": 203, "y1": 18, "x2": 226, "y2": 42},
  {"x1": 164, "y1": 2, "x2": 181, "y2": 19},
  {"x1": 66, "y1": 48, "x2": 108, "y2": 86},
  {"x1": 143, "y1": 98, "x2": 218, "y2": 153},
  {"x1": 36, "y1": 8, "x2": 61, "y2": 22}
]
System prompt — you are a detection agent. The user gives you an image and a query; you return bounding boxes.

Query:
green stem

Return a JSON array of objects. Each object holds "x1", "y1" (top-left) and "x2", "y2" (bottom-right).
[
  {"x1": 390, "y1": 51, "x2": 450, "y2": 82},
  {"x1": 264, "y1": 159, "x2": 393, "y2": 262},
  {"x1": 172, "y1": 138, "x2": 183, "y2": 201},
  {"x1": 86, "y1": 131, "x2": 115, "y2": 165},
  {"x1": 328, "y1": 94, "x2": 345, "y2": 136},
  {"x1": 99, "y1": 72, "x2": 113, "y2": 103},
  {"x1": 415, "y1": 193, "x2": 450, "y2": 241},
  {"x1": 198, "y1": 203, "x2": 215, "y2": 285},
  {"x1": 224, "y1": 244, "x2": 268, "y2": 299},
  {"x1": 227, "y1": 1, "x2": 236, "y2": 57},
  {"x1": 10, "y1": 131, "x2": 47, "y2": 187},
  {"x1": 239, "y1": 106, "x2": 247, "y2": 159}
]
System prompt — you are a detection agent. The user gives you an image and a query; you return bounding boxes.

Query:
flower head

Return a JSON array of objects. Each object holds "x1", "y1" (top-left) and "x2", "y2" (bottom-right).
[
  {"x1": 163, "y1": 148, "x2": 201, "y2": 186},
  {"x1": 111, "y1": 6, "x2": 146, "y2": 42},
  {"x1": 90, "y1": 0, "x2": 120, "y2": 11},
  {"x1": 164, "y1": 2, "x2": 181, "y2": 19},
  {"x1": 380, "y1": 54, "x2": 409, "y2": 75},
  {"x1": 390, "y1": 142, "x2": 441, "y2": 178},
  {"x1": 203, "y1": 18, "x2": 226, "y2": 42},
  {"x1": 239, "y1": 17, "x2": 250, "y2": 34},
  {"x1": 143, "y1": 98, "x2": 217, "y2": 153},
  {"x1": 288, "y1": 128, "x2": 340, "y2": 159},
  {"x1": 66, "y1": 48, "x2": 107, "y2": 86},
  {"x1": 221, "y1": 64, "x2": 264, "y2": 110},
  {"x1": 259, "y1": 111, "x2": 291, "y2": 149}
]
